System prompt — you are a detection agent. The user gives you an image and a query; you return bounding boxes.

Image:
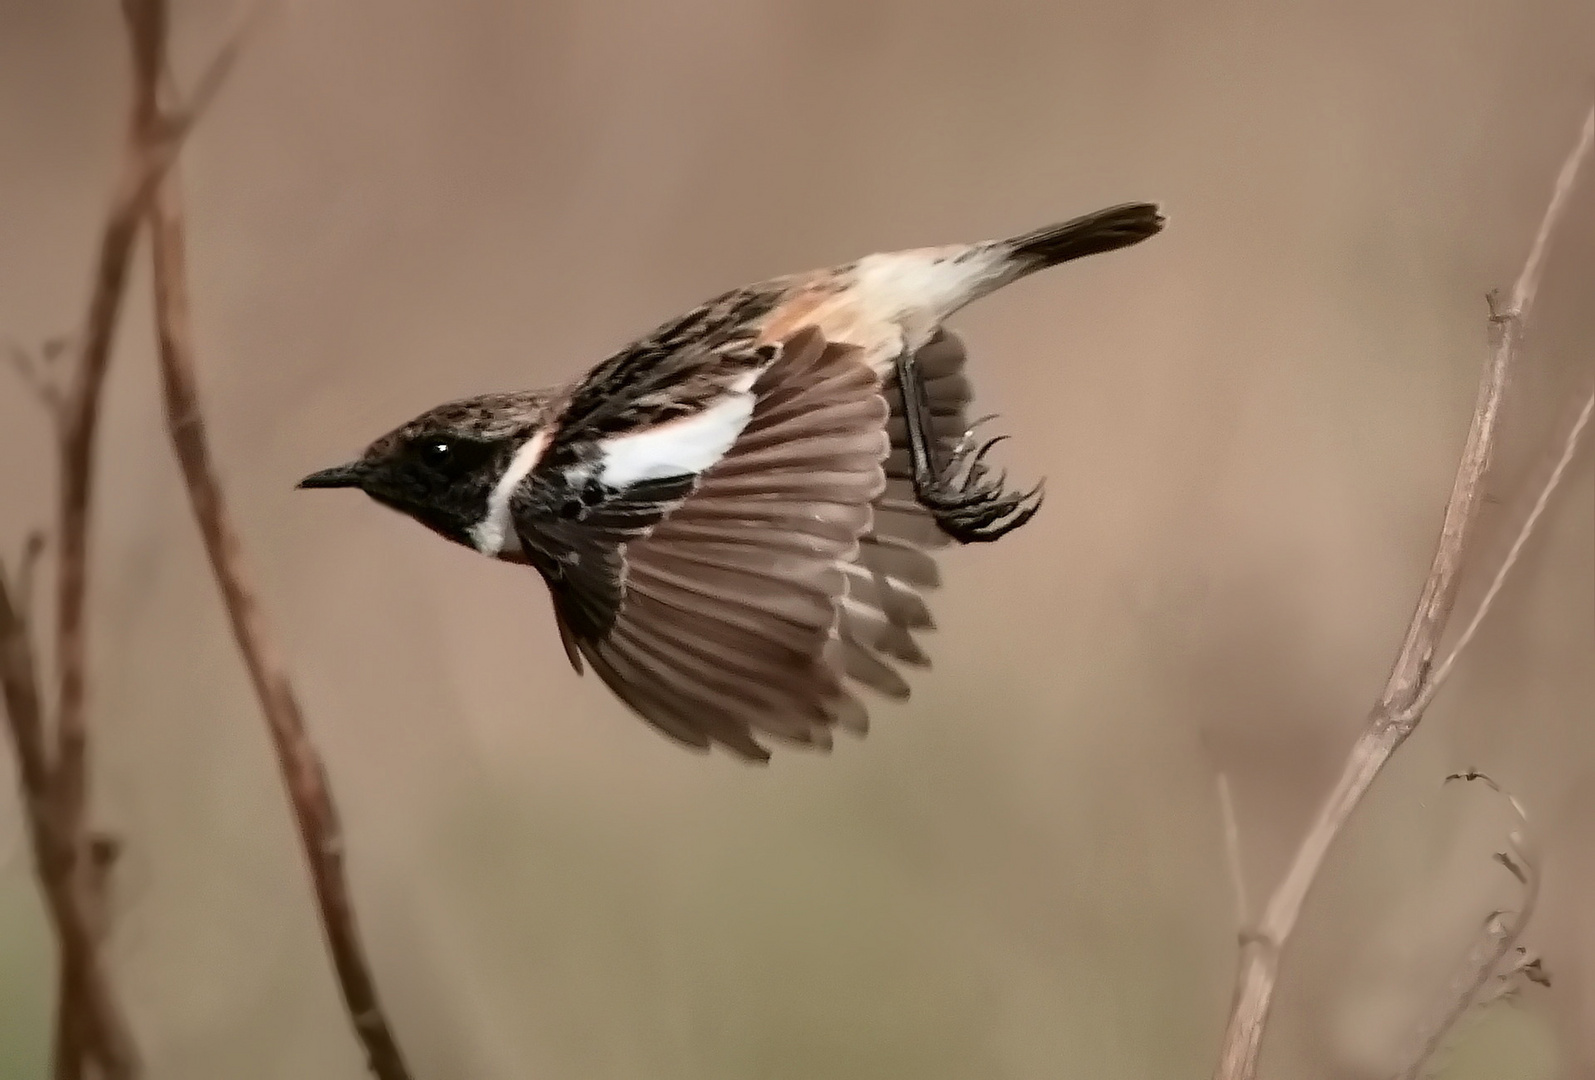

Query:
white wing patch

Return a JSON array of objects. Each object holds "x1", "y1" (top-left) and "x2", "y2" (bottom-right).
[
  {"x1": 596, "y1": 374, "x2": 760, "y2": 488},
  {"x1": 469, "y1": 428, "x2": 550, "y2": 556}
]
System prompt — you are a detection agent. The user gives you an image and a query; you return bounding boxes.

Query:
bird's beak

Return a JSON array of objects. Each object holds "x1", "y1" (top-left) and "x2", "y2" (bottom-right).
[{"x1": 296, "y1": 461, "x2": 368, "y2": 490}]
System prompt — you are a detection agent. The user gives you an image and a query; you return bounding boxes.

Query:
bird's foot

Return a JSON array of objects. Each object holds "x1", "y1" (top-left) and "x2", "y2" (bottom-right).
[{"x1": 893, "y1": 343, "x2": 1043, "y2": 544}]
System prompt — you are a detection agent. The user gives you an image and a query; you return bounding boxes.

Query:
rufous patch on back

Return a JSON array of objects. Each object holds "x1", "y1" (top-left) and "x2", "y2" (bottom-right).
[{"x1": 755, "y1": 281, "x2": 904, "y2": 376}]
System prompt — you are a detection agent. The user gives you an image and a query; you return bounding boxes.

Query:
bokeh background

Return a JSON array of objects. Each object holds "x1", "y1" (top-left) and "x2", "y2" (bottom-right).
[{"x1": 1, "y1": 1, "x2": 1592, "y2": 1077}]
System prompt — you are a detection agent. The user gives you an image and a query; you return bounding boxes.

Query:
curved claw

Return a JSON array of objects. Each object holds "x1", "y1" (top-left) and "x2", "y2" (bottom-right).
[
  {"x1": 893, "y1": 344, "x2": 1043, "y2": 544},
  {"x1": 953, "y1": 413, "x2": 1001, "y2": 451},
  {"x1": 946, "y1": 422, "x2": 998, "y2": 473},
  {"x1": 935, "y1": 478, "x2": 1045, "y2": 544},
  {"x1": 970, "y1": 434, "x2": 1009, "y2": 466},
  {"x1": 919, "y1": 466, "x2": 1045, "y2": 541},
  {"x1": 937, "y1": 503, "x2": 1037, "y2": 543},
  {"x1": 960, "y1": 435, "x2": 1010, "y2": 486},
  {"x1": 940, "y1": 435, "x2": 1006, "y2": 494}
]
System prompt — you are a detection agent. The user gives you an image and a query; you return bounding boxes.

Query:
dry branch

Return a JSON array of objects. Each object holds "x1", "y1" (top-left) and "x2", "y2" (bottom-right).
[
  {"x1": 144, "y1": 10, "x2": 415, "y2": 1078},
  {"x1": 1211, "y1": 104, "x2": 1594, "y2": 1080},
  {"x1": 1393, "y1": 772, "x2": 1545, "y2": 1080},
  {"x1": 1215, "y1": 772, "x2": 1250, "y2": 929},
  {"x1": 20, "y1": 2, "x2": 173, "y2": 1073},
  {"x1": 0, "y1": 556, "x2": 57, "y2": 919},
  {"x1": 0, "y1": 2, "x2": 277, "y2": 1076},
  {"x1": 0, "y1": 553, "x2": 122, "y2": 1080}
]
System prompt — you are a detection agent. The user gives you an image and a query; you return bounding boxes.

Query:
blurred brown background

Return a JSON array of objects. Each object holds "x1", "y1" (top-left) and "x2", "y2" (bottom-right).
[{"x1": 1, "y1": 1, "x2": 1591, "y2": 1077}]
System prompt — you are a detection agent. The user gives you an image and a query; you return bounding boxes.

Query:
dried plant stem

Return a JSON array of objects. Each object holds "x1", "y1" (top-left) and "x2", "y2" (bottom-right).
[
  {"x1": 1405, "y1": 384, "x2": 1593, "y2": 717},
  {"x1": 1212, "y1": 103, "x2": 1594, "y2": 1080},
  {"x1": 0, "y1": 2, "x2": 273, "y2": 1076},
  {"x1": 36, "y1": 2, "x2": 173, "y2": 1074},
  {"x1": 1216, "y1": 773, "x2": 1250, "y2": 928},
  {"x1": 0, "y1": 567, "x2": 114, "y2": 1078},
  {"x1": 145, "y1": 33, "x2": 415, "y2": 1080},
  {"x1": 1394, "y1": 774, "x2": 1542, "y2": 1080}
]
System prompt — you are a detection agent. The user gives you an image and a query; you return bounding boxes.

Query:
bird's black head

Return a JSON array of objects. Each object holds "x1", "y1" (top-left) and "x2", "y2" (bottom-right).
[{"x1": 298, "y1": 392, "x2": 552, "y2": 551}]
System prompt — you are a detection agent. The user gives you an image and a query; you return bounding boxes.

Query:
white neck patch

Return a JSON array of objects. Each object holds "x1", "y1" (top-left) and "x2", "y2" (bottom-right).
[{"x1": 469, "y1": 428, "x2": 550, "y2": 556}]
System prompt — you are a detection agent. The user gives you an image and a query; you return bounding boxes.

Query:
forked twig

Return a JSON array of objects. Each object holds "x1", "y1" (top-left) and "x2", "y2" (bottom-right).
[
  {"x1": 0, "y1": 1, "x2": 265, "y2": 1077},
  {"x1": 1402, "y1": 385, "x2": 1594, "y2": 717},
  {"x1": 32, "y1": 1, "x2": 173, "y2": 1073},
  {"x1": 1212, "y1": 103, "x2": 1594, "y2": 1080},
  {"x1": 143, "y1": 7, "x2": 414, "y2": 1076}
]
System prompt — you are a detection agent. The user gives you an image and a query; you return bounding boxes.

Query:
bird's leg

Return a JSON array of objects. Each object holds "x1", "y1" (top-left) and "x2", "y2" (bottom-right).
[{"x1": 892, "y1": 340, "x2": 1043, "y2": 544}]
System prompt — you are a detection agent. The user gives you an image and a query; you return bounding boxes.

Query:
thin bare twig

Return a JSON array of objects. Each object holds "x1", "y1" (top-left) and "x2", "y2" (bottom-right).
[
  {"x1": 1216, "y1": 773, "x2": 1250, "y2": 929},
  {"x1": 1, "y1": 558, "x2": 56, "y2": 893},
  {"x1": 5, "y1": 340, "x2": 65, "y2": 415},
  {"x1": 1211, "y1": 103, "x2": 1594, "y2": 1080},
  {"x1": 14, "y1": 533, "x2": 48, "y2": 622},
  {"x1": 178, "y1": 0, "x2": 273, "y2": 128},
  {"x1": 0, "y1": 561, "x2": 109, "y2": 1079},
  {"x1": 1380, "y1": 106, "x2": 1595, "y2": 731},
  {"x1": 1394, "y1": 773, "x2": 1544, "y2": 1080},
  {"x1": 2, "y1": 549, "x2": 133, "y2": 1080},
  {"x1": 1404, "y1": 385, "x2": 1594, "y2": 716},
  {"x1": 144, "y1": 20, "x2": 414, "y2": 1080},
  {"x1": 7, "y1": 1, "x2": 267, "y2": 1076},
  {"x1": 38, "y1": 1, "x2": 173, "y2": 1073}
]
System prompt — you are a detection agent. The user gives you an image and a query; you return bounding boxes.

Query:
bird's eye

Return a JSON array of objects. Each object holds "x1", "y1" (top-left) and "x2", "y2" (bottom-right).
[{"x1": 419, "y1": 439, "x2": 454, "y2": 467}]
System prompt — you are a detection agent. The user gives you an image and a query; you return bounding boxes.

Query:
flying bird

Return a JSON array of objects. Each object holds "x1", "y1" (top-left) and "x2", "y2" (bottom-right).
[{"x1": 299, "y1": 202, "x2": 1165, "y2": 760}]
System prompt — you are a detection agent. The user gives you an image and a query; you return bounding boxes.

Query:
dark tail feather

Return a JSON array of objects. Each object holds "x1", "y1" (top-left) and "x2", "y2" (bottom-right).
[{"x1": 1005, "y1": 202, "x2": 1166, "y2": 271}]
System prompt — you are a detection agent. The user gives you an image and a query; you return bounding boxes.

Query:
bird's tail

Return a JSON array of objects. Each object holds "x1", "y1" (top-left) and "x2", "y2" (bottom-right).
[
  {"x1": 837, "y1": 202, "x2": 1164, "y2": 332},
  {"x1": 1002, "y1": 202, "x2": 1166, "y2": 275},
  {"x1": 926, "y1": 202, "x2": 1166, "y2": 318}
]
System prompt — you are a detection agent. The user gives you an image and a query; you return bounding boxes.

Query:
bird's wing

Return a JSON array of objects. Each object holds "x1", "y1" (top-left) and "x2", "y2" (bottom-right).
[
  {"x1": 540, "y1": 282, "x2": 786, "y2": 446},
  {"x1": 832, "y1": 326, "x2": 973, "y2": 691},
  {"x1": 510, "y1": 319, "x2": 780, "y2": 643},
  {"x1": 512, "y1": 327, "x2": 898, "y2": 760}
]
